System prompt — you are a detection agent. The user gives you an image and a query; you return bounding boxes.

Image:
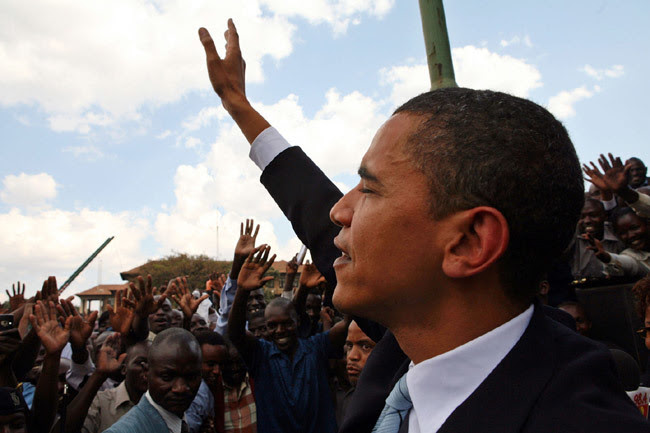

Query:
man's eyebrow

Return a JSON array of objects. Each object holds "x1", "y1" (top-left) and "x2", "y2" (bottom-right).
[{"x1": 358, "y1": 166, "x2": 380, "y2": 183}]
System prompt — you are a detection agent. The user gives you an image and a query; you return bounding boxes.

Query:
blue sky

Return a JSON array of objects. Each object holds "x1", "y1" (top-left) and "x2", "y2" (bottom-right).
[{"x1": 1, "y1": 0, "x2": 648, "y2": 299}]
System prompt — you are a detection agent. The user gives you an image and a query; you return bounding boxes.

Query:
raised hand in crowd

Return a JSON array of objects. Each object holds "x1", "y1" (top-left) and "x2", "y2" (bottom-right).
[
  {"x1": 131, "y1": 275, "x2": 165, "y2": 318},
  {"x1": 95, "y1": 333, "x2": 127, "y2": 376},
  {"x1": 61, "y1": 332, "x2": 129, "y2": 433},
  {"x1": 237, "y1": 246, "x2": 276, "y2": 292},
  {"x1": 6, "y1": 281, "x2": 26, "y2": 311},
  {"x1": 35, "y1": 276, "x2": 60, "y2": 304},
  {"x1": 584, "y1": 232, "x2": 612, "y2": 263},
  {"x1": 31, "y1": 300, "x2": 71, "y2": 355},
  {"x1": 169, "y1": 276, "x2": 209, "y2": 329},
  {"x1": 106, "y1": 289, "x2": 136, "y2": 336},
  {"x1": 129, "y1": 274, "x2": 166, "y2": 341},
  {"x1": 231, "y1": 218, "x2": 260, "y2": 280},
  {"x1": 31, "y1": 300, "x2": 71, "y2": 433},
  {"x1": 206, "y1": 272, "x2": 227, "y2": 297},
  {"x1": 320, "y1": 306, "x2": 335, "y2": 332},
  {"x1": 293, "y1": 261, "x2": 325, "y2": 318},
  {"x1": 59, "y1": 297, "x2": 97, "y2": 364},
  {"x1": 584, "y1": 153, "x2": 639, "y2": 204},
  {"x1": 283, "y1": 254, "x2": 299, "y2": 296},
  {"x1": 229, "y1": 245, "x2": 275, "y2": 354}
]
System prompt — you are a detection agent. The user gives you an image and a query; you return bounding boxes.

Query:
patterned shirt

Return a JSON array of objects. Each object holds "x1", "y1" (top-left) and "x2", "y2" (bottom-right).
[{"x1": 223, "y1": 375, "x2": 256, "y2": 433}]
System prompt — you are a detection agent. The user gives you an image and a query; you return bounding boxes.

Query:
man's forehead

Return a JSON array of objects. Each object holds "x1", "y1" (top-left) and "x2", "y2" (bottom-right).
[{"x1": 360, "y1": 114, "x2": 420, "y2": 179}]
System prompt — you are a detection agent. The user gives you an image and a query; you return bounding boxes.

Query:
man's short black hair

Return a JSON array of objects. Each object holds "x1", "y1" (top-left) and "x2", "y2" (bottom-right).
[
  {"x1": 150, "y1": 328, "x2": 201, "y2": 362},
  {"x1": 266, "y1": 297, "x2": 298, "y2": 321},
  {"x1": 394, "y1": 88, "x2": 584, "y2": 305},
  {"x1": 195, "y1": 330, "x2": 226, "y2": 347},
  {"x1": 583, "y1": 198, "x2": 605, "y2": 213}
]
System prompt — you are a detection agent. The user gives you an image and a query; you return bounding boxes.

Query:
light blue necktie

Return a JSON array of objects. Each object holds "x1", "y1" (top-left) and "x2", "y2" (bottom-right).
[{"x1": 372, "y1": 373, "x2": 412, "y2": 433}]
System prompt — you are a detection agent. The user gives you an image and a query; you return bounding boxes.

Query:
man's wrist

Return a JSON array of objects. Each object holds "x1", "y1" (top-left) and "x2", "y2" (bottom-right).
[{"x1": 617, "y1": 187, "x2": 638, "y2": 204}]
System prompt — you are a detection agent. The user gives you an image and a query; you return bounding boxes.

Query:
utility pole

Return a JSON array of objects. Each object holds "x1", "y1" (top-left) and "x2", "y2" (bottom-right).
[{"x1": 418, "y1": 0, "x2": 458, "y2": 90}]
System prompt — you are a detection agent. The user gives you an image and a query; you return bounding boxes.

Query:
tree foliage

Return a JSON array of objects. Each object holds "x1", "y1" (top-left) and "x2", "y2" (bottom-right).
[{"x1": 122, "y1": 253, "x2": 232, "y2": 292}]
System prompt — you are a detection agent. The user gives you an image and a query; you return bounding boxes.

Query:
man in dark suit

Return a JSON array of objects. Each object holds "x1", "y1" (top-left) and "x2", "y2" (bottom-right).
[{"x1": 198, "y1": 20, "x2": 650, "y2": 432}]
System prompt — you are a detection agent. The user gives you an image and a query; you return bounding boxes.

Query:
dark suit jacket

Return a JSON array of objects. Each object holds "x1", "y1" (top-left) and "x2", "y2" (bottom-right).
[{"x1": 260, "y1": 146, "x2": 649, "y2": 432}]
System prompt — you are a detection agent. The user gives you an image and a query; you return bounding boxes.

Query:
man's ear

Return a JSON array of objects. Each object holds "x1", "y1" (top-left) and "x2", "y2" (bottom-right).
[{"x1": 441, "y1": 207, "x2": 509, "y2": 279}]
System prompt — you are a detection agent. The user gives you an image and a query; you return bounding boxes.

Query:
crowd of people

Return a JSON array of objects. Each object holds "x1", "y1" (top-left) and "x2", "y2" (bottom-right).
[{"x1": 2, "y1": 18, "x2": 650, "y2": 433}]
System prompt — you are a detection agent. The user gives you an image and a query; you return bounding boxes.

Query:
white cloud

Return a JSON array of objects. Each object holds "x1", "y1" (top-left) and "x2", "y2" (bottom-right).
[
  {"x1": 500, "y1": 35, "x2": 533, "y2": 48},
  {"x1": 63, "y1": 145, "x2": 105, "y2": 161},
  {"x1": 184, "y1": 137, "x2": 202, "y2": 149},
  {"x1": 1, "y1": 173, "x2": 58, "y2": 209},
  {"x1": 156, "y1": 130, "x2": 172, "y2": 139},
  {"x1": 259, "y1": 0, "x2": 394, "y2": 34},
  {"x1": 0, "y1": 208, "x2": 149, "y2": 299},
  {"x1": 581, "y1": 64, "x2": 624, "y2": 80},
  {"x1": 0, "y1": 0, "x2": 395, "y2": 134},
  {"x1": 380, "y1": 45, "x2": 543, "y2": 106},
  {"x1": 547, "y1": 86, "x2": 597, "y2": 119},
  {"x1": 182, "y1": 106, "x2": 226, "y2": 132}
]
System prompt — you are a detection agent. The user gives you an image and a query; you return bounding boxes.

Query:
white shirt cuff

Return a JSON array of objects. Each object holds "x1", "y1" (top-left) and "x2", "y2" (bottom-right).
[
  {"x1": 601, "y1": 196, "x2": 617, "y2": 211},
  {"x1": 249, "y1": 126, "x2": 292, "y2": 171}
]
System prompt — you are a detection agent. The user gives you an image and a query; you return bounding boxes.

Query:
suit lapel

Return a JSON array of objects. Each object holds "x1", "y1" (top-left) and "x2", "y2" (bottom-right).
[{"x1": 437, "y1": 305, "x2": 556, "y2": 433}]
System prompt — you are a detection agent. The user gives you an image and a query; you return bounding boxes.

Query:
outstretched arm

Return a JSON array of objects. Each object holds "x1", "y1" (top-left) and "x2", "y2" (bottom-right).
[
  {"x1": 228, "y1": 246, "x2": 275, "y2": 358},
  {"x1": 199, "y1": 20, "x2": 269, "y2": 144}
]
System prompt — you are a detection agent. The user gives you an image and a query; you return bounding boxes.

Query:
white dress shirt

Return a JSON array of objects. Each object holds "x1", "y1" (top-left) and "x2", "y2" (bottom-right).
[
  {"x1": 249, "y1": 127, "x2": 291, "y2": 170},
  {"x1": 145, "y1": 391, "x2": 184, "y2": 433},
  {"x1": 406, "y1": 304, "x2": 534, "y2": 433}
]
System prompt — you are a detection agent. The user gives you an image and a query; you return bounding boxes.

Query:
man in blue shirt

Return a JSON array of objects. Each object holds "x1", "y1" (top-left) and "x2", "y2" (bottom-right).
[{"x1": 228, "y1": 245, "x2": 349, "y2": 433}]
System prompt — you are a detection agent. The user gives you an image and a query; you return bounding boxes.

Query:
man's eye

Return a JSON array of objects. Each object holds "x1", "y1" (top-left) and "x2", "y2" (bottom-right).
[{"x1": 362, "y1": 344, "x2": 373, "y2": 351}]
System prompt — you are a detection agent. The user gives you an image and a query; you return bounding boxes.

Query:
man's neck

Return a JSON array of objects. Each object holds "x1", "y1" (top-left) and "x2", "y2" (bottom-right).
[{"x1": 389, "y1": 284, "x2": 528, "y2": 364}]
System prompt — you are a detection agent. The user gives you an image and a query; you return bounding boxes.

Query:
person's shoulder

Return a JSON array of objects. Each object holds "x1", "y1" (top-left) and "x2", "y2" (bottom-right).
[{"x1": 526, "y1": 318, "x2": 649, "y2": 431}]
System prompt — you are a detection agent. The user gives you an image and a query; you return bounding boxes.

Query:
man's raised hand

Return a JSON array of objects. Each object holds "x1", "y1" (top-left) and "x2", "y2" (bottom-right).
[
  {"x1": 299, "y1": 261, "x2": 326, "y2": 289},
  {"x1": 96, "y1": 333, "x2": 127, "y2": 375},
  {"x1": 58, "y1": 298, "x2": 97, "y2": 350},
  {"x1": 30, "y1": 300, "x2": 71, "y2": 355},
  {"x1": 106, "y1": 289, "x2": 136, "y2": 335},
  {"x1": 131, "y1": 275, "x2": 166, "y2": 318},
  {"x1": 236, "y1": 219, "x2": 260, "y2": 261},
  {"x1": 237, "y1": 245, "x2": 276, "y2": 291},
  {"x1": 199, "y1": 19, "x2": 246, "y2": 112},
  {"x1": 6, "y1": 281, "x2": 25, "y2": 311},
  {"x1": 169, "y1": 277, "x2": 209, "y2": 319}
]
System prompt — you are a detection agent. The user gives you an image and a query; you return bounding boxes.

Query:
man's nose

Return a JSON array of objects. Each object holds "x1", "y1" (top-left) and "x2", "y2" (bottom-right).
[
  {"x1": 347, "y1": 346, "x2": 361, "y2": 361},
  {"x1": 212, "y1": 365, "x2": 221, "y2": 376},
  {"x1": 172, "y1": 378, "x2": 190, "y2": 393},
  {"x1": 330, "y1": 189, "x2": 357, "y2": 227}
]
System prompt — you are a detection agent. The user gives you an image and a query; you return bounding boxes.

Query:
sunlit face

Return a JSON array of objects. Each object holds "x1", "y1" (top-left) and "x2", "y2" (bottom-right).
[
  {"x1": 200, "y1": 343, "x2": 228, "y2": 389},
  {"x1": 615, "y1": 213, "x2": 649, "y2": 251},
  {"x1": 169, "y1": 310, "x2": 183, "y2": 328},
  {"x1": 147, "y1": 346, "x2": 202, "y2": 417},
  {"x1": 627, "y1": 159, "x2": 647, "y2": 188},
  {"x1": 329, "y1": 114, "x2": 449, "y2": 322},
  {"x1": 344, "y1": 321, "x2": 375, "y2": 386},
  {"x1": 247, "y1": 316, "x2": 269, "y2": 340},
  {"x1": 190, "y1": 314, "x2": 209, "y2": 335},
  {"x1": 149, "y1": 299, "x2": 172, "y2": 334},
  {"x1": 247, "y1": 289, "x2": 266, "y2": 315},
  {"x1": 264, "y1": 305, "x2": 298, "y2": 354},
  {"x1": 578, "y1": 201, "x2": 605, "y2": 239}
]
